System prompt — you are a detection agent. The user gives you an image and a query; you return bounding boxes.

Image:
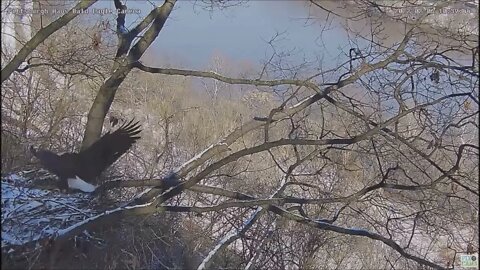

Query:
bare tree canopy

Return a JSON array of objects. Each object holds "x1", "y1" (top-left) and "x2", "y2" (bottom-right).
[{"x1": 1, "y1": 0, "x2": 478, "y2": 269}]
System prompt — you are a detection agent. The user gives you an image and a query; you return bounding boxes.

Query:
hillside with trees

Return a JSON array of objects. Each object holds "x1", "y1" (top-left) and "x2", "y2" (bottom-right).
[{"x1": 1, "y1": 0, "x2": 478, "y2": 269}]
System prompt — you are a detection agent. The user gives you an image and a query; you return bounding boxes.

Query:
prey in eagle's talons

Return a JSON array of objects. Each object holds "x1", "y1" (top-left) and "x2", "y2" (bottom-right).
[{"x1": 30, "y1": 119, "x2": 142, "y2": 193}]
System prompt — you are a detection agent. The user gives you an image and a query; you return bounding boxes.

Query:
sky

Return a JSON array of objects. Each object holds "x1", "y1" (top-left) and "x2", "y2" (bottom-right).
[{"x1": 94, "y1": 0, "x2": 352, "y2": 70}]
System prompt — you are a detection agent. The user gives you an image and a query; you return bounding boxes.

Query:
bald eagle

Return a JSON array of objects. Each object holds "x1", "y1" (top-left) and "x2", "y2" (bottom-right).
[{"x1": 30, "y1": 119, "x2": 141, "y2": 193}]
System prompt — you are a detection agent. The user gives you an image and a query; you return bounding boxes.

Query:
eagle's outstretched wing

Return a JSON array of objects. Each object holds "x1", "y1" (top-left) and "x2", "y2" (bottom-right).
[{"x1": 77, "y1": 119, "x2": 141, "y2": 180}]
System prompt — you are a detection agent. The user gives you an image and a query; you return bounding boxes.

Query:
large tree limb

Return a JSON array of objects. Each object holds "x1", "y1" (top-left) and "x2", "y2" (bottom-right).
[
  {"x1": 81, "y1": 0, "x2": 176, "y2": 149},
  {"x1": 1, "y1": 0, "x2": 98, "y2": 83}
]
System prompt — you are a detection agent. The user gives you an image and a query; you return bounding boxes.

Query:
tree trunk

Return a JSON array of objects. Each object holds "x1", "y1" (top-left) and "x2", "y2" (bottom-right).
[
  {"x1": 81, "y1": 66, "x2": 131, "y2": 150},
  {"x1": 80, "y1": 0, "x2": 176, "y2": 150}
]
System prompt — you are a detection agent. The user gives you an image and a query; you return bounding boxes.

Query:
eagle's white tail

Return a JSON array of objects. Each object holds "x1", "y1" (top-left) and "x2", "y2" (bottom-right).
[{"x1": 67, "y1": 176, "x2": 97, "y2": 193}]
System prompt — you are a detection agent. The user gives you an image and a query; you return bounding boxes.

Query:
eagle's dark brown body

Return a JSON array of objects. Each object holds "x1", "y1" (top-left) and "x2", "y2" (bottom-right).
[{"x1": 31, "y1": 119, "x2": 141, "y2": 192}]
